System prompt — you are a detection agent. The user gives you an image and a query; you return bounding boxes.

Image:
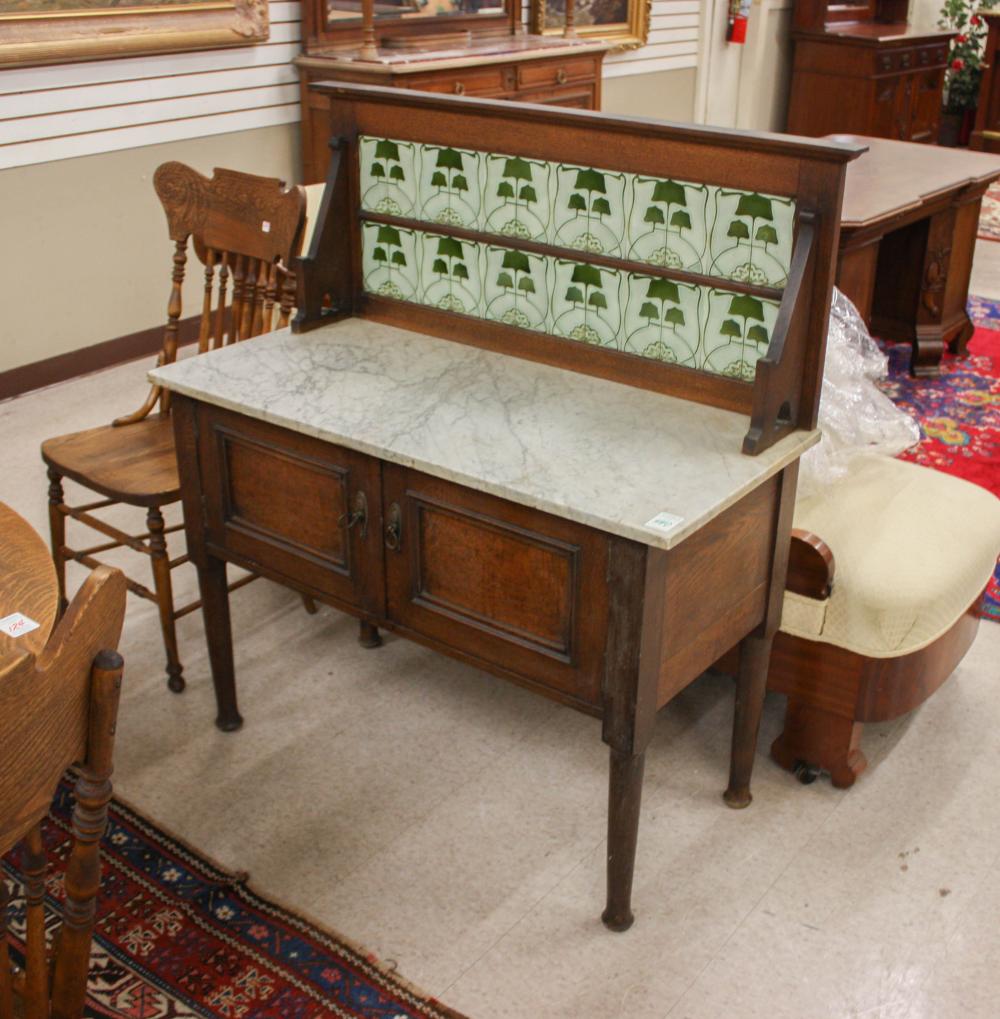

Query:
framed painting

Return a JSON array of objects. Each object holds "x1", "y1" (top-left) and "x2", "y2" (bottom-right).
[
  {"x1": 0, "y1": 0, "x2": 269, "y2": 69},
  {"x1": 530, "y1": 0, "x2": 649, "y2": 49}
]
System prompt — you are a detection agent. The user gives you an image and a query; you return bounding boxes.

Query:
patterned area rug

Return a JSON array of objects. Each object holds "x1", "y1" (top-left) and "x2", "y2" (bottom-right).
[
  {"x1": 980, "y1": 182, "x2": 1000, "y2": 242},
  {"x1": 877, "y1": 306, "x2": 1000, "y2": 622},
  {"x1": 2, "y1": 781, "x2": 467, "y2": 1019}
]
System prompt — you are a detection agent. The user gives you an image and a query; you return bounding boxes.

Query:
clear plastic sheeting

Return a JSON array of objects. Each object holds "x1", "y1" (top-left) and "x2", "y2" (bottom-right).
[{"x1": 798, "y1": 287, "x2": 921, "y2": 498}]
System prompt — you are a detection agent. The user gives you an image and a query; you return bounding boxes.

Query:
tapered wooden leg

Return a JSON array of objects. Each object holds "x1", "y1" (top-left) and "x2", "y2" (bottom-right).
[
  {"x1": 724, "y1": 632, "x2": 775, "y2": 809},
  {"x1": 771, "y1": 698, "x2": 868, "y2": 789},
  {"x1": 198, "y1": 556, "x2": 242, "y2": 731},
  {"x1": 602, "y1": 747, "x2": 646, "y2": 932},
  {"x1": 47, "y1": 467, "x2": 68, "y2": 615},
  {"x1": 358, "y1": 620, "x2": 382, "y2": 648},
  {"x1": 146, "y1": 507, "x2": 184, "y2": 693}
]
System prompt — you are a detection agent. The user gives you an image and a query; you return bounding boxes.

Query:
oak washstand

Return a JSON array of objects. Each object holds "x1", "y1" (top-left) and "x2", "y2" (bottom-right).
[{"x1": 151, "y1": 85, "x2": 863, "y2": 930}]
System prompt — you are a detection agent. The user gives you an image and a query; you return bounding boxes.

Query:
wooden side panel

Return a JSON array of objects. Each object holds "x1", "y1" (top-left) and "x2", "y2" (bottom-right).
[
  {"x1": 196, "y1": 404, "x2": 383, "y2": 613},
  {"x1": 655, "y1": 476, "x2": 780, "y2": 705},
  {"x1": 382, "y1": 464, "x2": 608, "y2": 707}
]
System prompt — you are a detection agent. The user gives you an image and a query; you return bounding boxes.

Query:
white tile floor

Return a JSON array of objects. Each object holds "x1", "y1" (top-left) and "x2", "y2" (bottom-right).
[{"x1": 2, "y1": 236, "x2": 999, "y2": 1019}]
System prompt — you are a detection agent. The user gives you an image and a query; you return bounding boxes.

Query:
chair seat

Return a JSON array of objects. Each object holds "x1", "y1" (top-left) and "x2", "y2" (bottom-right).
[
  {"x1": 781, "y1": 457, "x2": 1000, "y2": 658},
  {"x1": 41, "y1": 414, "x2": 180, "y2": 507}
]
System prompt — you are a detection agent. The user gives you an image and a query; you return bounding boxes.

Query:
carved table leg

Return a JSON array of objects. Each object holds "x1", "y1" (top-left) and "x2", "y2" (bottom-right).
[
  {"x1": 771, "y1": 698, "x2": 867, "y2": 789},
  {"x1": 911, "y1": 206, "x2": 958, "y2": 378},
  {"x1": 358, "y1": 620, "x2": 382, "y2": 648},
  {"x1": 198, "y1": 556, "x2": 242, "y2": 732}
]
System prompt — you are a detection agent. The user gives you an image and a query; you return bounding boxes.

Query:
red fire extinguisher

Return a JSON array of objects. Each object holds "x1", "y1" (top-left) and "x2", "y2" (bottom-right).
[{"x1": 727, "y1": 0, "x2": 751, "y2": 43}]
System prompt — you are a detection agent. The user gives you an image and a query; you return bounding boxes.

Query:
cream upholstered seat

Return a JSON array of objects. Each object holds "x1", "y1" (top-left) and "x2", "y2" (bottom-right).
[{"x1": 782, "y1": 456, "x2": 1000, "y2": 657}]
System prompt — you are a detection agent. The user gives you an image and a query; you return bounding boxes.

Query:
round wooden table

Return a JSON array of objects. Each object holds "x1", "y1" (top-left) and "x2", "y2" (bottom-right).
[{"x1": 0, "y1": 502, "x2": 58, "y2": 660}]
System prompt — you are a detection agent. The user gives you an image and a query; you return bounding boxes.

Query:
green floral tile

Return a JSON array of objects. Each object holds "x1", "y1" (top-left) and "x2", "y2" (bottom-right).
[
  {"x1": 482, "y1": 154, "x2": 552, "y2": 242},
  {"x1": 419, "y1": 232, "x2": 483, "y2": 317},
  {"x1": 359, "y1": 137, "x2": 418, "y2": 218},
  {"x1": 626, "y1": 178, "x2": 709, "y2": 273},
  {"x1": 483, "y1": 244, "x2": 549, "y2": 331},
  {"x1": 550, "y1": 259, "x2": 623, "y2": 348},
  {"x1": 706, "y1": 189, "x2": 795, "y2": 287},
  {"x1": 701, "y1": 288, "x2": 781, "y2": 381},
  {"x1": 551, "y1": 165, "x2": 628, "y2": 257},
  {"x1": 622, "y1": 274, "x2": 704, "y2": 368},
  {"x1": 418, "y1": 144, "x2": 483, "y2": 229},
  {"x1": 361, "y1": 221, "x2": 420, "y2": 301}
]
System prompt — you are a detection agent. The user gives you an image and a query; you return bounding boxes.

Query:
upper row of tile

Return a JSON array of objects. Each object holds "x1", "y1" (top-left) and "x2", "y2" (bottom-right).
[{"x1": 357, "y1": 135, "x2": 797, "y2": 291}]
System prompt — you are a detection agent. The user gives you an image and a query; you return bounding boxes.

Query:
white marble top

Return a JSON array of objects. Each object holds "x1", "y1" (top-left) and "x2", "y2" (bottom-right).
[{"x1": 150, "y1": 319, "x2": 818, "y2": 551}]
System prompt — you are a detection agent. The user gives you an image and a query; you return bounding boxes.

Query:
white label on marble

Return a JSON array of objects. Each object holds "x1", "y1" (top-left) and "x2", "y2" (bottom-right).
[
  {"x1": 644, "y1": 511, "x2": 685, "y2": 534},
  {"x1": 0, "y1": 612, "x2": 39, "y2": 638}
]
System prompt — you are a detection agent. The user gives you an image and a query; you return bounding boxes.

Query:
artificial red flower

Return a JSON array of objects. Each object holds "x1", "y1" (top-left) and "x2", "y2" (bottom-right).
[
  {"x1": 956, "y1": 33, "x2": 968, "y2": 42},
  {"x1": 970, "y1": 14, "x2": 981, "y2": 25},
  {"x1": 952, "y1": 58, "x2": 966, "y2": 70}
]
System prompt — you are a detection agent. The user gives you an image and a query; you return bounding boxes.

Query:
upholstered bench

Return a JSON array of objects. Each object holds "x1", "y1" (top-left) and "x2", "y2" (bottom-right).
[{"x1": 766, "y1": 456, "x2": 1000, "y2": 787}]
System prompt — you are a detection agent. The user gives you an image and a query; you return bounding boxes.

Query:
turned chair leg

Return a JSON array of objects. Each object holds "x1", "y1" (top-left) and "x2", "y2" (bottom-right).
[
  {"x1": 47, "y1": 467, "x2": 68, "y2": 615},
  {"x1": 147, "y1": 506, "x2": 184, "y2": 693},
  {"x1": 358, "y1": 620, "x2": 382, "y2": 648}
]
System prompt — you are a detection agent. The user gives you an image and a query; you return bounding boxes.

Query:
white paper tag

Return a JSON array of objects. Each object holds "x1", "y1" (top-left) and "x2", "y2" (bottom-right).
[
  {"x1": 644, "y1": 511, "x2": 685, "y2": 534},
  {"x1": 0, "y1": 612, "x2": 40, "y2": 638},
  {"x1": 261, "y1": 220, "x2": 271, "y2": 233}
]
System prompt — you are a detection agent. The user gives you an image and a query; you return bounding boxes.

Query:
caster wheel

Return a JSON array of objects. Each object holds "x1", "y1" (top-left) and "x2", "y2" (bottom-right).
[{"x1": 793, "y1": 760, "x2": 821, "y2": 785}]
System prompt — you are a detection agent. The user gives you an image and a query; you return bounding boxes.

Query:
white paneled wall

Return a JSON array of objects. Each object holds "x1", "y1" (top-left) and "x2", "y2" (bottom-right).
[
  {"x1": 0, "y1": 1, "x2": 301, "y2": 170},
  {"x1": 0, "y1": 0, "x2": 696, "y2": 171}
]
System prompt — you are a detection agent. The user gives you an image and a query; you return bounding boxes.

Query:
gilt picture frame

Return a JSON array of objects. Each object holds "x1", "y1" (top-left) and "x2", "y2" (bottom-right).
[
  {"x1": 0, "y1": 0, "x2": 269, "y2": 69},
  {"x1": 529, "y1": 0, "x2": 650, "y2": 50}
]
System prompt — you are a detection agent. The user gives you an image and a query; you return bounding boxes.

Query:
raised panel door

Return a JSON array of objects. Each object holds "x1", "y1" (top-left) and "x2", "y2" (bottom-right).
[{"x1": 381, "y1": 464, "x2": 609, "y2": 708}]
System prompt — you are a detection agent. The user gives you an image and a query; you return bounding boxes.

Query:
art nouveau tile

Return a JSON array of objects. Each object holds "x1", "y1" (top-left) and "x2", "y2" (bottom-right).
[
  {"x1": 482, "y1": 244, "x2": 550, "y2": 332},
  {"x1": 621, "y1": 273, "x2": 705, "y2": 368},
  {"x1": 482, "y1": 153, "x2": 553, "y2": 241},
  {"x1": 358, "y1": 135, "x2": 419, "y2": 217},
  {"x1": 627, "y1": 176, "x2": 710, "y2": 273},
  {"x1": 551, "y1": 163, "x2": 628, "y2": 256},
  {"x1": 549, "y1": 259, "x2": 623, "y2": 348},
  {"x1": 701, "y1": 288, "x2": 781, "y2": 380},
  {"x1": 361, "y1": 220, "x2": 420, "y2": 301},
  {"x1": 419, "y1": 232, "x2": 483, "y2": 317},
  {"x1": 418, "y1": 142, "x2": 483, "y2": 228},
  {"x1": 706, "y1": 187, "x2": 796, "y2": 287}
]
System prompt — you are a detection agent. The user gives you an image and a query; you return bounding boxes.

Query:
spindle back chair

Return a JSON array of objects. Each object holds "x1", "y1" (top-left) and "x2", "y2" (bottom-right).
[
  {"x1": 0, "y1": 564, "x2": 126, "y2": 1019},
  {"x1": 41, "y1": 164, "x2": 307, "y2": 696}
]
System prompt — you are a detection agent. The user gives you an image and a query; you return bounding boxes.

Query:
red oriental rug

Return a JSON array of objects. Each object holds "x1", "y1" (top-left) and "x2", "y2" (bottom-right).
[
  {"x1": 877, "y1": 313, "x2": 1000, "y2": 622},
  {"x1": 2, "y1": 781, "x2": 467, "y2": 1019},
  {"x1": 981, "y1": 182, "x2": 1000, "y2": 243}
]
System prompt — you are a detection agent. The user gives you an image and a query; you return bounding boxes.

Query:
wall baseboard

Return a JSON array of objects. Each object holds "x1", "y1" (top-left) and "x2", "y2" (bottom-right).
[{"x1": 0, "y1": 316, "x2": 200, "y2": 403}]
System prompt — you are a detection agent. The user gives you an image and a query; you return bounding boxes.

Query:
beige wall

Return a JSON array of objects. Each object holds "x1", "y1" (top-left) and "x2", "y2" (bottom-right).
[
  {"x1": 0, "y1": 123, "x2": 300, "y2": 376},
  {"x1": 603, "y1": 67, "x2": 697, "y2": 123}
]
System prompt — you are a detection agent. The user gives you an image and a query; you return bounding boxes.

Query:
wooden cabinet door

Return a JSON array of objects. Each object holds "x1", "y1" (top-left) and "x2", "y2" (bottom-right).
[
  {"x1": 196, "y1": 404, "x2": 384, "y2": 614},
  {"x1": 908, "y1": 69, "x2": 943, "y2": 142},
  {"x1": 871, "y1": 76, "x2": 906, "y2": 139},
  {"x1": 381, "y1": 465, "x2": 609, "y2": 708}
]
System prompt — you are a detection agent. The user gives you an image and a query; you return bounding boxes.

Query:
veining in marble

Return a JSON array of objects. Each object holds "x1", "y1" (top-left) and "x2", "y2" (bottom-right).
[{"x1": 149, "y1": 318, "x2": 818, "y2": 551}]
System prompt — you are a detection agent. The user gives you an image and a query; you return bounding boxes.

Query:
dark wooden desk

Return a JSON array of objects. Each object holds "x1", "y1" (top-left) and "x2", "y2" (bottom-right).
[
  {"x1": 0, "y1": 503, "x2": 58, "y2": 660},
  {"x1": 833, "y1": 135, "x2": 1000, "y2": 374}
]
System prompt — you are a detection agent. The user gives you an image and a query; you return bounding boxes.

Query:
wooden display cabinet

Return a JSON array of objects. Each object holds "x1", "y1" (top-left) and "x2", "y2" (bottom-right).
[
  {"x1": 786, "y1": 0, "x2": 955, "y2": 142},
  {"x1": 296, "y1": 0, "x2": 613, "y2": 183}
]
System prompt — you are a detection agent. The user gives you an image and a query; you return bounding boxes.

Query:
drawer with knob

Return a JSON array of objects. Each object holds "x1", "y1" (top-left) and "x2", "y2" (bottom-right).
[
  {"x1": 414, "y1": 66, "x2": 509, "y2": 97},
  {"x1": 516, "y1": 57, "x2": 597, "y2": 91}
]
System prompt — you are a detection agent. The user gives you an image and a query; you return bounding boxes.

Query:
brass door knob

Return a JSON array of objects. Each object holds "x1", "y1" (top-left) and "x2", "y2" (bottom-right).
[
  {"x1": 454, "y1": 81, "x2": 466, "y2": 95},
  {"x1": 556, "y1": 67, "x2": 568, "y2": 84}
]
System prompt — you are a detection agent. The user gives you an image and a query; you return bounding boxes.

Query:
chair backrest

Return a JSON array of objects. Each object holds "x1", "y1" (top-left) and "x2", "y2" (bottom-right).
[
  {"x1": 0, "y1": 565, "x2": 126, "y2": 1019},
  {"x1": 119, "y1": 163, "x2": 307, "y2": 424}
]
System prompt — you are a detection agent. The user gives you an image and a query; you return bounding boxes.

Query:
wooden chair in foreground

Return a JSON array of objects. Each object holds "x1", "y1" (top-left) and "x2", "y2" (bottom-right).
[
  {"x1": 1, "y1": 564, "x2": 126, "y2": 1019},
  {"x1": 41, "y1": 163, "x2": 307, "y2": 695}
]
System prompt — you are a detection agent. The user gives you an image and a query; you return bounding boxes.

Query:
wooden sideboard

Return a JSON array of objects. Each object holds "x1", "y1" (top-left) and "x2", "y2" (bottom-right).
[
  {"x1": 786, "y1": 0, "x2": 955, "y2": 142},
  {"x1": 297, "y1": 36, "x2": 610, "y2": 184},
  {"x1": 971, "y1": 11, "x2": 1000, "y2": 154},
  {"x1": 152, "y1": 85, "x2": 859, "y2": 929}
]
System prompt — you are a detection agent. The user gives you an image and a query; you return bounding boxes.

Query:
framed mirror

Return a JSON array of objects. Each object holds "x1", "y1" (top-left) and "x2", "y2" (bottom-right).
[
  {"x1": 530, "y1": 0, "x2": 649, "y2": 49},
  {"x1": 325, "y1": 0, "x2": 507, "y2": 25},
  {"x1": 0, "y1": 0, "x2": 269, "y2": 68}
]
